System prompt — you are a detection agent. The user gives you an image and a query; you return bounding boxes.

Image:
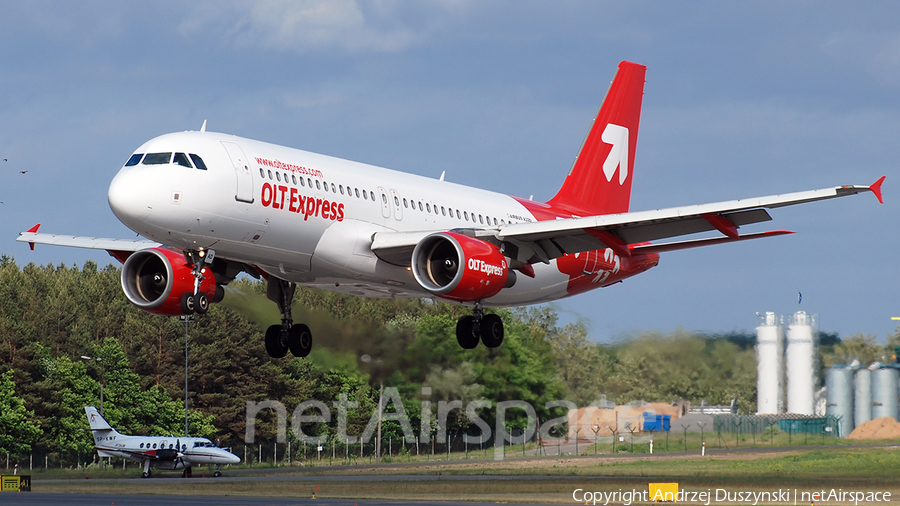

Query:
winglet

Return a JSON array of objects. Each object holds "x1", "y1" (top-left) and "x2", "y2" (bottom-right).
[
  {"x1": 870, "y1": 176, "x2": 885, "y2": 204},
  {"x1": 24, "y1": 223, "x2": 40, "y2": 250}
]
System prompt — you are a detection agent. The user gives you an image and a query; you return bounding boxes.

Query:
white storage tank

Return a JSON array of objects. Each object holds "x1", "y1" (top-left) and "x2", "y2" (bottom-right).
[
  {"x1": 854, "y1": 367, "x2": 872, "y2": 428},
  {"x1": 756, "y1": 312, "x2": 783, "y2": 414},
  {"x1": 785, "y1": 311, "x2": 816, "y2": 415},
  {"x1": 871, "y1": 366, "x2": 900, "y2": 421},
  {"x1": 825, "y1": 366, "x2": 854, "y2": 437}
]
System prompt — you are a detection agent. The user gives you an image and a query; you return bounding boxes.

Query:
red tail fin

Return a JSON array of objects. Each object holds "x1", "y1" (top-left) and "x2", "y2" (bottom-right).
[{"x1": 546, "y1": 61, "x2": 646, "y2": 216}]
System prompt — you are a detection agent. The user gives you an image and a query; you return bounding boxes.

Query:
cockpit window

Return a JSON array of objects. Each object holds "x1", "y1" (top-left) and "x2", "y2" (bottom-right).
[
  {"x1": 173, "y1": 153, "x2": 193, "y2": 168},
  {"x1": 142, "y1": 152, "x2": 172, "y2": 165},
  {"x1": 189, "y1": 154, "x2": 207, "y2": 170},
  {"x1": 125, "y1": 154, "x2": 143, "y2": 166}
]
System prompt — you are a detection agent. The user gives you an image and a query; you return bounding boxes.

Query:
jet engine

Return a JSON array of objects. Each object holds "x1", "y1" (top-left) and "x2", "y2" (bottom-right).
[
  {"x1": 411, "y1": 232, "x2": 511, "y2": 302},
  {"x1": 121, "y1": 247, "x2": 216, "y2": 316}
]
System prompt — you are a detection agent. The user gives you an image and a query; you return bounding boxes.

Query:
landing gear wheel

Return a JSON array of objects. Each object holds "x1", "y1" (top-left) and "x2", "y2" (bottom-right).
[
  {"x1": 480, "y1": 314, "x2": 504, "y2": 348},
  {"x1": 182, "y1": 467, "x2": 192, "y2": 478},
  {"x1": 288, "y1": 324, "x2": 312, "y2": 357},
  {"x1": 194, "y1": 292, "x2": 209, "y2": 314},
  {"x1": 214, "y1": 470, "x2": 222, "y2": 477},
  {"x1": 456, "y1": 315, "x2": 480, "y2": 349},
  {"x1": 142, "y1": 470, "x2": 151, "y2": 478},
  {"x1": 180, "y1": 293, "x2": 195, "y2": 314},
  {"x1": 264, "y1": 325, "x2": 289, "y2": 358}
]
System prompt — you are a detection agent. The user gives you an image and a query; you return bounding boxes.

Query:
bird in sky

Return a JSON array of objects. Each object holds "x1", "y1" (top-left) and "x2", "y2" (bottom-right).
[{"x1": 19, "y1": 170, "x2": 27, "y2": 174}]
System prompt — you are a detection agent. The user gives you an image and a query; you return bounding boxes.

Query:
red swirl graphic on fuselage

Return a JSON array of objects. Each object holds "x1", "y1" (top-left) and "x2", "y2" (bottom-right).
[{"x1": 512, "y1": 197, "x2": 659, "y2": 295}]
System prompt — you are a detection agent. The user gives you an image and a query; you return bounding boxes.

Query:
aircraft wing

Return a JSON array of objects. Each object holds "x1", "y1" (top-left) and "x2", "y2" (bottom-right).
[
  {"x1": 16, "y1": 224, "x2": 160, "y2": 259},
  {"x1": 371, "y1": 178, "x2": 883, "y2": 266}
]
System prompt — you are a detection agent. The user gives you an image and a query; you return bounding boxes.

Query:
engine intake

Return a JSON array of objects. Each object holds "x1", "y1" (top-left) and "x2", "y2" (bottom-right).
[
  {"x1": 412, "y1": 232, "x2": 509, "y2": 302},
  {"x1": 121, "y1": 247, "x2": 216, "y2": 316}
]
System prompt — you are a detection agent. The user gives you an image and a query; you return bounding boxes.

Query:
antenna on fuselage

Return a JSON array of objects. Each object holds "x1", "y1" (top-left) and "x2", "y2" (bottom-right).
[
  {"x1": 439, "y1": 171, "x2": 445, "y2": 181},
  {"x1": 200, "y1": 120, "x2": 207, "y2": 132}
]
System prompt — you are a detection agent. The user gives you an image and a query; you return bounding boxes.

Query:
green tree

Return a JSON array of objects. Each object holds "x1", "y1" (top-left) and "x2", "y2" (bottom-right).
[{"x1": 0, "y1": 369, "x2": 42, "y2": 455}]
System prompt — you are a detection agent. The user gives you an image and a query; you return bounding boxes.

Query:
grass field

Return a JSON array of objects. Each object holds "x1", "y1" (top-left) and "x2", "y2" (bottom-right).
[{"x1": 25, "y1": 443, "x2": 900, "y2": 503}]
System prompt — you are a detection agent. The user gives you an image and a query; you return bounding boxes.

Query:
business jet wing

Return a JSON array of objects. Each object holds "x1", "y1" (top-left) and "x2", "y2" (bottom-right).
[{"x1": 372, "y1": 178, "x2": 883, "y2": 266}]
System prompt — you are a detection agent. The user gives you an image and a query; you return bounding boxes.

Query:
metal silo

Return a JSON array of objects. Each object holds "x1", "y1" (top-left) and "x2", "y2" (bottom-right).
[
  {"x1": 854, "y1": 367, "x2": 872, "y2": 428},
  {"x1": 756, "y1": 312, "x2": 783, "y2": 414},
  {"x1": 871, "y1": 366, "x2": 900, "y2": 421},
  {"x1": 825, "y1": 366, "x2": 854, "y2": 436},
  {"x1": 785, "y1": 311, "x2": 816, "y2": 415}
]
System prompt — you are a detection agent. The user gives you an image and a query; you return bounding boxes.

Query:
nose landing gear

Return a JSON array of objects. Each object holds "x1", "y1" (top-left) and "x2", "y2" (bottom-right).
[
  {"x1": 180, "y1": 249, "x2": 212, "y2": 315},
  {"x1": 455, "y1": 301, "x2": 504, "y2": 349}
]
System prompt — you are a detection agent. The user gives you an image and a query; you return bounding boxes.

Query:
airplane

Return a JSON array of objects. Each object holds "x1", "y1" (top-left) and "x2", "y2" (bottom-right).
[
  {"x1": 19, "y1": 61, "x2": 883, "y2": 358},
  {"x1": 85, "y1": 406, "x2": 240, "y2": 478}
]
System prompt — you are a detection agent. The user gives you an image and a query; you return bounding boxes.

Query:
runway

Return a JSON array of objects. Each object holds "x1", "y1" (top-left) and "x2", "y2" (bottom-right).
[{"x1": 0, "y1": 493, "x2": 555, "y2": 506}]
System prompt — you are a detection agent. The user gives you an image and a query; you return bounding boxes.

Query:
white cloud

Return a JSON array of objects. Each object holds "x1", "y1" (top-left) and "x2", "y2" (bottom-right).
[{"x1": 180, "y1": 0, "x2": 422, "y2": 54}]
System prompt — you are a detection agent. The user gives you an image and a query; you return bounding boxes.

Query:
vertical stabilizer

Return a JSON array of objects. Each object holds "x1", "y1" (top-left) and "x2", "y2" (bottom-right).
[
  {"x1": 546, "y1": 61, "x2": 646, "y2": 216},
  {"x1": 85, "y1": 406, "x2": 115, "y2": 432}
]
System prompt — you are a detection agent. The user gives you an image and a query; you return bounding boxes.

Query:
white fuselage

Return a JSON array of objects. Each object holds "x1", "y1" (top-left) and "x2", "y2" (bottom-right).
[
  {"x1": 94, "y1": 432, "x2": 240, "y2": 469},
  {"x1": 110, "y1": 131, "x2": 590, "y2": 305}
]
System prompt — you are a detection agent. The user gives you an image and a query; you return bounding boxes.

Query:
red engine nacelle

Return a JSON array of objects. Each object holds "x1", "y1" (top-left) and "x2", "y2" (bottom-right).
[
  {"x1": 411, "y1": 232, "x2": 510, "y2": 302},
  {"x1": 120, "y1": 247, "x2": 216, "y2": 316}
]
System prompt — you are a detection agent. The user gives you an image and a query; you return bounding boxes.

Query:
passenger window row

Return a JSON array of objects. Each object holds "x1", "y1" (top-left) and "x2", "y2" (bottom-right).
[
  {"x1": 126, "y1": 152, "x2": 207, "y2": 170},
  {"x1": 259, "y1": 168, "x2": 377, "y2": 202},
  {"x1": 139, "y1": 442, "x2": 186, "y2": 450},
  {"x1": 400, "y1": 196, "x2": 504, "y2": 226}
]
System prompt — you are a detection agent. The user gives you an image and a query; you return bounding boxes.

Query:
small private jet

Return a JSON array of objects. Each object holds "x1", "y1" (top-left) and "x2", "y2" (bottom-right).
[{"x1": 86, "y1": 406, "x2": 240, "y2": 478}]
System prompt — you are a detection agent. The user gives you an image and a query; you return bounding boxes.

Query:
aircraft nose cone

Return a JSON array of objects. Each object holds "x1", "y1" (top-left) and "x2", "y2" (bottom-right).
[{"x1": 108, "y1": 168, "x2": 153, "y2": 225}]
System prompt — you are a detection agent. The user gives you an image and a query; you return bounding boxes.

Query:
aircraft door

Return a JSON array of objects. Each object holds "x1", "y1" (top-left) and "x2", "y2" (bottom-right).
[
  {"x1": 390, "y1": 189, "x2": 402, "y2": 221},
  {"x1": 221, "y1": 142, "x2": 255, "y2": 204},
  {"x1": 377, "y1": 187, "x2": 391, "y2": 219}
]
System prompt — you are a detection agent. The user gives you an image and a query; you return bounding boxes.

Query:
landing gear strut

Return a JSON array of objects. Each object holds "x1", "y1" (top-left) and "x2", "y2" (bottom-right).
[
  {"x1": 265, "y1": 278, "x2": 312, "y2": 358},
  {"x1": 456, "y1": 301, "x2": 504, "y2": 349},
  {"x1": 180, "y1": 249, "x2": 211, "y2": 315}
]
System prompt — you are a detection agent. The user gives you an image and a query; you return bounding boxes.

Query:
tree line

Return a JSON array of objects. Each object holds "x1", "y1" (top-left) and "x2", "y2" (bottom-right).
[{"x1": 0, "y1": 255, "x2": 893, "y2": 463}]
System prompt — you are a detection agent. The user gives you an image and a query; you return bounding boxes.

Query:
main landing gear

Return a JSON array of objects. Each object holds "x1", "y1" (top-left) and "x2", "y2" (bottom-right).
[
  {"x1": 180, "y1": 249, "x2": 211, "y2": 315},
  {"x1": 456, "y1": 301, "x2": 504, "y2": 350},
  {"x1": 264, "y1": 278, "x2": 312, "y2": 358}
]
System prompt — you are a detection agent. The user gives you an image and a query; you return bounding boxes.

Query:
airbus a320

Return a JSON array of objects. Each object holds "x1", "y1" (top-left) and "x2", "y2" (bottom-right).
[{"x1": 19, "y1": 62, "x2": 884, "y2": 358}]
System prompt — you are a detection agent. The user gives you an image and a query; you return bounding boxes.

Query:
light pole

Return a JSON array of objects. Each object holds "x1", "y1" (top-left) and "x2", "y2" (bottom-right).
[
  {"x1": 180, "y1": 315, "x2": 195, "y2": 437},
  {"x1": 80, "y1": 355, "x2": 104, "y2": 414}
]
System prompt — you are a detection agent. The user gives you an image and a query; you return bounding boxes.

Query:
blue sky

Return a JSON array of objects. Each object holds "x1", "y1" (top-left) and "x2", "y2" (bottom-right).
[{"x1": 1, "y1": 1, "x2": 897, "y2": 342}]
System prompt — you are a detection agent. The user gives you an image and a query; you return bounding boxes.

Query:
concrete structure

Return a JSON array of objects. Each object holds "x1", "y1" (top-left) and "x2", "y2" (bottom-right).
[
  {"x1": 785, "y1": 311, "x2": 816, "y2": 415},
  {"x1": 756, "y1": 312, "x2": 783, "y2": 414}
]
